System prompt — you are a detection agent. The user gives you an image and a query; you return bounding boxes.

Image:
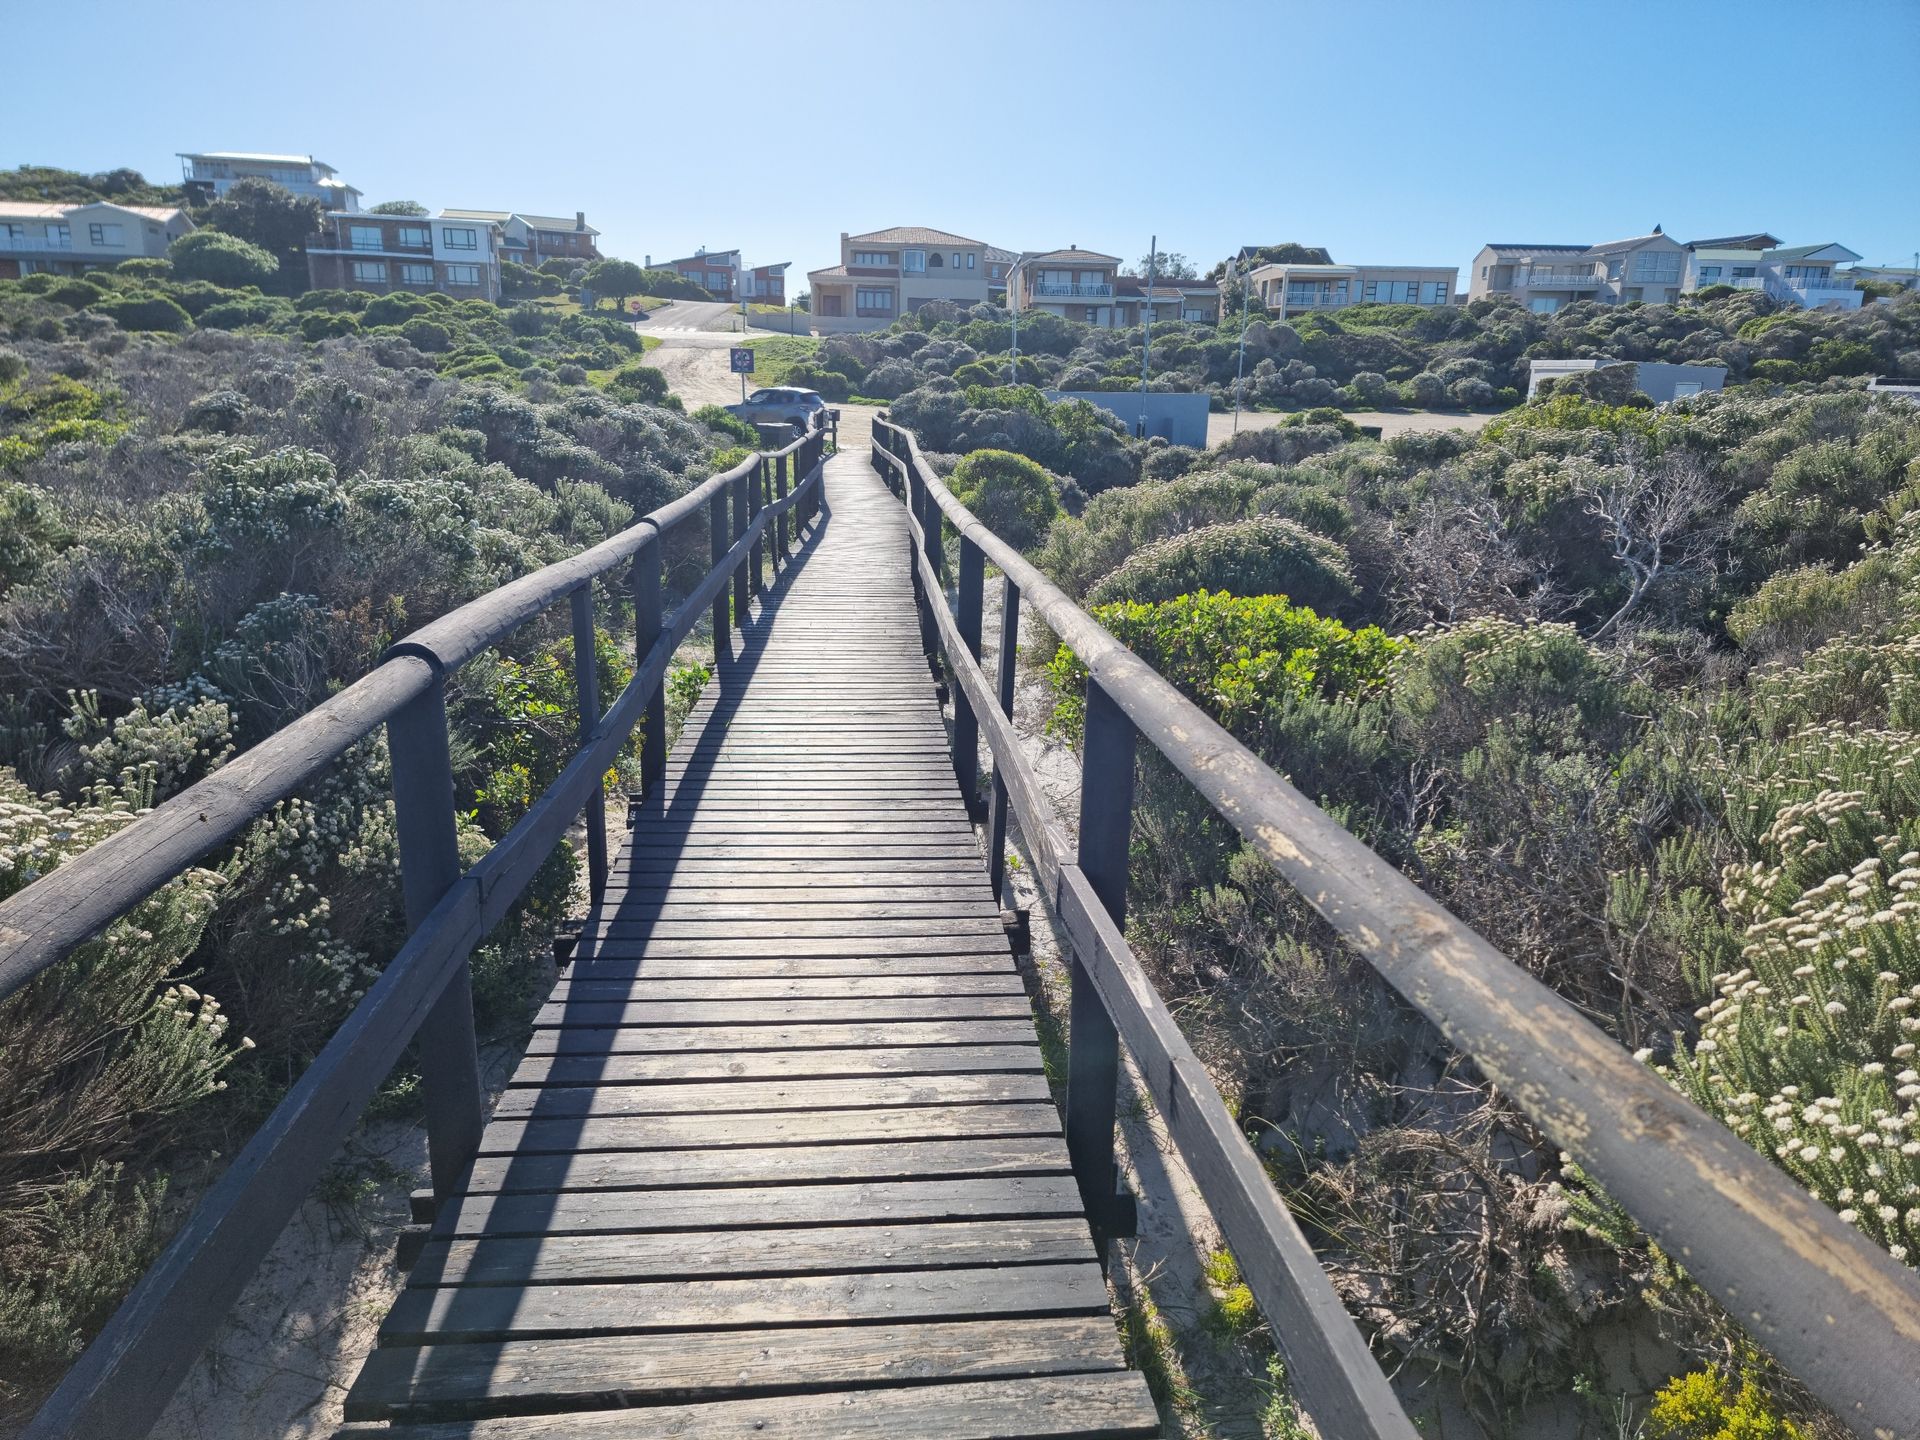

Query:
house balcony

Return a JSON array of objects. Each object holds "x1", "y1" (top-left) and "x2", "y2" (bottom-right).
[
  {"x1": 1517, "y1": 271, "x2": 1601, "y2": 289},
  {"x1": 1281, "y1": 290, "x2": 1352, "y2": 309},
  {"x1": 0, "y1": 236, "x2": 75, "y2": 253},
  {"x1": 1033, "y1": 282, "x2": 1114, "y2": 298}
]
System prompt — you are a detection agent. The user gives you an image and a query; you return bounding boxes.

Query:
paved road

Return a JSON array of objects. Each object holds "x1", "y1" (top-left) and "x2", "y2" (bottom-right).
[{"x1": 636, "y1": 301, "x2": 756, "y2": 410}]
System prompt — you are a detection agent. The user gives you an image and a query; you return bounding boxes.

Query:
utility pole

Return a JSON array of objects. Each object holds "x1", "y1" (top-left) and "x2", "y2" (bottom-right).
[
  {"x1": 1008, "y1": 257, "x2": 1021, "y2": 384},
  {"x1": 1138, "y1": 236, "x2": 1156, "y2": 436},
  {"x1": 1232, "y1": 245, "x2": 1254, "y2": 436}
]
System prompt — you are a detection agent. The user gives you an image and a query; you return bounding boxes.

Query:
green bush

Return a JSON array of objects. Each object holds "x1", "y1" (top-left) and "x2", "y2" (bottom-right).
[
  {"x1": 1647, "y1": 1367, "x2": 1808, "y2": 1439},
  {"x1": 1750, "y1": 358, "x2": 1802, "y2": 383},
  {"x1": 113, "y1": 258, "x2": 172, "y2": 280},
  {"x1": 606, "y1": 362, "x2": 668, "y2": 404},
  {"x1": 167, "y1": 230, "x2": 278, "y2": 287},
  {"x1": 1087, "y1": 515, "x2": 1355, "y2": 613},
  {"x1": 46, "y1": 278, "x2": 108, "y2": 310},
  {"x1": 399, "y1": 317, "x2": 454, "y2": 353},
  {"x1": 948, "y1": 448, "x2": 1060, "y2": 550},
  {"x1": 90, "y1": 292, "x2": 191, "y2": 333},
  {"x1": 196, "y1": 294, "x2": 292, "y2": 330},
  {"x1": 692, "y1": 404, "x2": 758, "y2": 445},
  {"x1": 299, "y1": 310, "x2": 361, "y2": 341}
]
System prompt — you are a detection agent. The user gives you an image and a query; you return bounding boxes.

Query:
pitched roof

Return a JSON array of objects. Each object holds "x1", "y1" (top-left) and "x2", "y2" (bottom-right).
[
  {"x1": 1483, "y1": 242, "x2": 1590, "y2": 254},
  {"x1": 663, "y1": 250, "x2": 740, "y2": 268},
  {"x1": 518, "y1": 214, "x2": 599, "y2": 234},
  {"x1": 442, "y1": 208, "x2": 512, "y2": 222},
  {"x1": 984, "y1": 245, "x2": 1018, "y2": 264},
  {"x1": 1686, "y1": 233, "x2": 1780, "y2": 250},
  {"x1": 0, "y1": 200, "x2": 187, "y2": 222},
  {"x1": 1764, "y1": 242, "x2": 1861, "y2": 262},
  {"x1": 847, "y1": 226, "x2": 984, "y2": 248},
  {"x1": 1027, "y1": 247, "x2": 1121, "y2": 265},
  {"x1": 808, "y1": 264, "x2": 848, "y2": 279},
  {"x1": 1585, "y1": 232, "x2": 1674, "y2": 256}
]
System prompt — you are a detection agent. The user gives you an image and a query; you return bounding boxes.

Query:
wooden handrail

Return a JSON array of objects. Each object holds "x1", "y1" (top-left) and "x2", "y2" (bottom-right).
[
  {"x1": 870, "y1": 415, "x2": 1920, "y2": 1440},
  {"x1": 9, "y1": 428, "x2": 829, "y2": 1440}
]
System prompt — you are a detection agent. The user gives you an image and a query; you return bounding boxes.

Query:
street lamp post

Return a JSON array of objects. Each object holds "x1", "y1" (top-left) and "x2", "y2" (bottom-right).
[{"x1": 1232, "y1": 245, "x2": 1254, "y2": 436}]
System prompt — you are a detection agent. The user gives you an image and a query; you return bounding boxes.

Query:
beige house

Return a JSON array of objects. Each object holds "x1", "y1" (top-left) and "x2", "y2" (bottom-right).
[
  {"x1": 0, "y1": 200, "x2": 194, "y2": 278},
  {"x1": 1244, "y1": 260, "x2": 1456, "y2": 319},
  {"x1": 1469, "y1": 227, "x2": 1689, "y2": 311},
  {"x1": 1008, "y1": 248, "x2": 1218, "y2": 328},
  {"x1": 808, "y1": 226, "x2": 992, "y2": 323}
]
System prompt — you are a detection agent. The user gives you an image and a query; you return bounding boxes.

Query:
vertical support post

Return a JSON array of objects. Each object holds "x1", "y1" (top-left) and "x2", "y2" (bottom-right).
[
  {"x1": 987, "y1": 579, "x2": 1021, "y2": 904},
  {"x1": 774, "y1": 452, "x2": 789, "y2": 566},
  {"x1": 632, "y1": 528, "x2": 665, "y2": 799},
  {"x1": 731, "y1": 468, "x2": 750, "y2": 632},
  {"x1": 953, "y1": 536, "x2": 984, "y2": 819},
  {"x1": 709, "y1": 487, "x2": 730, "y2": 666},
  {"x1": 388, "y1": 681, "x2": 483, "y2": 1199},
  {"x1": 569, "y1": 582, "x2": 608, "y2": 904},
  {"x1": 1066, "y1": 678, "x2": 1138, "y2": 1256},
  {"x1": 906, "y1": 464, "x2": 935, "y2": 661},
  {"x1": 748, "y1": 458, "x2": 765, "y2": 598}
]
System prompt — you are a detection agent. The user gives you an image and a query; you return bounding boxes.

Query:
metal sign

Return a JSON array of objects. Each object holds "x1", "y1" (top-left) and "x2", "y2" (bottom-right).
[{"x1": 729, "y1": 347, "x2": 755, "y2": 374}]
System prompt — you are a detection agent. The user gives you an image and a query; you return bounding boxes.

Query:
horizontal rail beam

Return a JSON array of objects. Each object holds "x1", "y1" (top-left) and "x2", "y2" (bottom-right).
[{"x1": 874, "y1": 416, "x2": 1920, "y2": 1440}]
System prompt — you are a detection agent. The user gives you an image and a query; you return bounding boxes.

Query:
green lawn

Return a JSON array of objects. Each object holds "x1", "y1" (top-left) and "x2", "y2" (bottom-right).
[{"x1": 742, "y1": 335, "x2": 820, "y2": 385}]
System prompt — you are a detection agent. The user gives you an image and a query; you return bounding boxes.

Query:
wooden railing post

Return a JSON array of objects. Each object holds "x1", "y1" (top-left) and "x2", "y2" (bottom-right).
[
  {"x1": 953, "y1": 536, "x2": 985, "y2": 819},
  {"x1": 732, "y1": 468, "x2": 750, "y2": 629},
  {"x1": 1066, "y1": 677, "x2": 1138, "y2": 1255},
  {"x1": 748, "y1": 458, "x2": 766, "y2": 598},
  {"x1": 906, "y1": 463, "x2": 936, "y2": 662},
  {"x1": 632, "y1": 529, "x2": 665, "y2": 798},
  {"x1": 387, "y1": 681, "x2": 483, "y2": 1199},
  {"x1": 709, "y1": 487, "x2": 730, "y2": 665},
  {"x1": 569, "y1": 582, "x2": 608, "y2": 904},
  {"x1": 773, "y1": 453, "x2": 789, "y2": 568},
  {"x1": 987, "y1": 579, "x2": 1021, "y2": 904}
]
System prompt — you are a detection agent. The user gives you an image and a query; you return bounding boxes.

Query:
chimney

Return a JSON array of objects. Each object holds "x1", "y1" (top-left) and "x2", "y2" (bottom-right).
[
  {"x1": 576, "y1": 211, "x2": 586, "y2": 232},
  {"x1": 644, "y1": 254, "x2": 651, "y2": 268}
]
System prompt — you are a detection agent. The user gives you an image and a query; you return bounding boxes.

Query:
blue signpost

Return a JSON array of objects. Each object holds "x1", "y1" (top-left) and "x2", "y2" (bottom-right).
[{"x1": 731, "y1": 346, "x2": 754, "y2": 401}]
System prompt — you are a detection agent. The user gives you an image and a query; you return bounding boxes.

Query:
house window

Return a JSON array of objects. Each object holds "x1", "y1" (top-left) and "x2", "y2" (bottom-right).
[
  {"x1": 400, "y1": 263, "x2": 434, "y2": 284},
  {"x1": 1732, "y1": 267, "x2": 1756, "y2": 279},
  {"x1": 48, "y1": 225, "x2": 70, "y2": 245},
  {"x1": 1182, "y1": 307, "x2": 1207, "y2": 322},
  {"x1": 442, "y1": 227, "x2": 478, "y2": 250},
  {"x1": 350, "y1": 225, "x2": 383, "y2": 251},
  {"x1": 351, "y1": 260, "x2": 388, "y2": 283},
  {"x1": 396, "y1": 226, "x2": 430, "y2": 248},
  {"x1": 1633, "y1": 250, "x2": 1680, "y2": 283},
  {"x1": 1529, "y1": 297, "x2": 1560, "y2": 313},
  {"x1": 851, "y1": 251, "x2": 894, "y2": 267},
  {"x1": 855, "y1": 288, "x2": 893, "y2": 312},
  {"x1": 1698, "y1": 265, "x2": 1722, "y2": 281},
  {"x1": 446, "y1": 265, "x2": 480, "y2": 286},
  {"x1": 966, "y1": 253, "x2": 976, "y2": 269},
  {"x1": 0, "y1": 224, "x2": 20, "y2": 241},
  {"x1": 952, "y1": 252, "x2": 961, "y2": 268},
  {"x1": 990, "y1": 264, "x2": 1002, "y2": 279},
  {"x1": 1420, "y1": 281, "x2": 1447, "y2": 304},
  {"x1": 928, "y1": 252, "x2": 944, "y2": 268},
  {"x1": 902, "y1": 250, "x2": 926, "y2": 272},
  {"x1": 88, "y1": 222, "x2": 125, "y2": 246}
]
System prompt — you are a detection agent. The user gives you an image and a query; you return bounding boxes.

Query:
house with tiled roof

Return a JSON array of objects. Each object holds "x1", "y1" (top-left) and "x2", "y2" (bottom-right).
[
  {"x1": 1468, "y1": 227, "x2": 1689, "y2": 310},
  {"x1": 807, "y1": 226, "x2": 994, "y2": 323},
  {"x1": 0, "y1": 200, "x2": 193, "y2": 279},
  {"x1": 644, "y1": 247, "x2": 788, "y2": 303},
  {"x1": 443, "y1": 209, "x2": 601, "y2": 269}
]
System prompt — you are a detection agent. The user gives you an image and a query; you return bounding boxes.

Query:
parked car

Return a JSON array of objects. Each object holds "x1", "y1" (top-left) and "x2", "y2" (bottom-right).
[{"x1": 725, "y1": 387, "x2": 835, "y2": 437}]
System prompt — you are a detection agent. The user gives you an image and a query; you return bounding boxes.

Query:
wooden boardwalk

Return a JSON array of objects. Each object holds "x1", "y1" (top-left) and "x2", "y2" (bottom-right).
[{"x1": 339, "y1": 454, "x2": 1159, "y2": 1436}]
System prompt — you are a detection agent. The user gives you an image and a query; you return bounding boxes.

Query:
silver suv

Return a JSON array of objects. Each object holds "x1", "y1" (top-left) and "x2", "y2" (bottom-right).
[{"x1": 725, "y1": 387, "x2": 833, "y2": 437}]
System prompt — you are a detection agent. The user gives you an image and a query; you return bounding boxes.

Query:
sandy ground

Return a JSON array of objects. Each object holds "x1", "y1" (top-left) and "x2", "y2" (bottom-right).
[{"x1": 1207, "y1": 406, "x2": 1497, "y2": 446}]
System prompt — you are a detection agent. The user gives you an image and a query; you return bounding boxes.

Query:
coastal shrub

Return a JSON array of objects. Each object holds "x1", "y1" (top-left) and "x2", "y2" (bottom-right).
[
  {"x1": 167, "y1": 231, "x2": 277, "y2": 288},
  {"x1": 947, "y1": 448, "x2": 1059, "y2": 550},
  {"x1": 1087, "y1": 515, "x2": 1355, "y2": 613}
]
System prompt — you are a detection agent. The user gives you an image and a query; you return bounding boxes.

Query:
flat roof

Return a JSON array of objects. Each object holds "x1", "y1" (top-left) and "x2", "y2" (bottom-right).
[{"x1": 180, "y1": 151, "x2": 334, "y2": 172}]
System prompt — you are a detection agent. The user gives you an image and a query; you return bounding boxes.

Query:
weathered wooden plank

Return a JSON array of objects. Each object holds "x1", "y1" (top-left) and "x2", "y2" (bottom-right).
[
  {"x1": 507, "y1": 1045, "x2": 1044, "y2": 1087},
  {"x1": 407, "y1": 1217, "x2": 1094, "y2": 1288},
  {"x1": 520, "y1": 1019, "x2": 1042, "y2": 1056},
  {"x1": 533, "y1": 996, "x2": 1033, "y2": 1028},
  {"x1": 562, "y1": 954, "x2": 1017, "y2": 980},
  {"x1": 457, "y1": 1136, "x2": 1072, "y2": 1195},
  {"x1": 491, "y1": 1071, "x2": 1052, "y2": 1117},
  {"x1": 477, "y1": 1102, "x2": 1063, "y2": 1156},
  {"x1": 379, "y1": 1261, "x2": 1111, "y2": 1343},
  {"x1": 584, "y1": 901, "x2": 1005, "y2": 923},
  {"x1": 345, "y1": 1323, "x2": 1143, "y2": 1427},
  {"x1": 547, "y1": 975, "x2": 1024, "y2": 1003}
]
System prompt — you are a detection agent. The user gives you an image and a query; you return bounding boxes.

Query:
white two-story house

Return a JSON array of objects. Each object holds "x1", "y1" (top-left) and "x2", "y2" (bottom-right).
[
  {"x1": 178, "y1": 151, "x2": 361, "y2": 210},
  {"x1": 306, "y1": 210, "x2": 502, "y2": 301},
  {"x1": 0, "y1": 201, "x2": 194, "y2": 278},
  {"x1": 1685, "y1": 234, "x2": 1862, "y2": 309}
]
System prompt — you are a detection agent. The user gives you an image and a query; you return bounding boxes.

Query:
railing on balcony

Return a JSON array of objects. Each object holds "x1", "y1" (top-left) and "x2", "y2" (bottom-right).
[
  {"x1": 1728, "y1": 275, "x2": 1862, "y2": 303},
  {"x1": 1519, "y1": 270, "x2": 1600, "y2": 288},
  {"x1": 0, "y1": 235, "x2": 75, "y2": 253},
  {"x1": 1283, "y1": 290, "x2": 1351, "y2": 308},
  {"x1": 1033, "y1": 282, "x2": 1115, "y2": 298}
]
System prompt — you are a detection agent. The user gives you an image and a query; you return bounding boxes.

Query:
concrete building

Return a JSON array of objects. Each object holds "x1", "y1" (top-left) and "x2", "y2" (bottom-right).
[
  {"x1": 306, "y1": 210, "x2": 502, "y2": 302},
  {"x1": 1008, "y1": 248, "x2": 1218, "y2": 328},
  {"x1": 985, "y1": 245, "x2": 1017, "y2": 305},
  {"x1": 1684, "y1": 235, "x2": 1862, "y2": 309},
  {"x1": 1469, "y1": 228, "x2": 1690, "y2": 311},
  {"x1": 443, "y1": 210, "x2": 601, "y2": 270},
  {"x1": 1115, "y1": 275, "x2": 1220, "y2": 324},
  {"x1": 1847, "y1": 264, "x2": 1920, "y2": 293},
  {"x1": 0, "y1": 200, "x2": 193, "y2": 278},
  {"x1": 648, "y1": 248, "x2": 788, "y2": 303},
  {"x1": 1047, "y1": 390, "x2": 1210, "y2": 446},
  {"x1": 178, "y1": 151, "x2": 360, "y2": 210},
  {"x1": 1244, "y1": 260, "x2": 1457, "y2": 319},
  {"x1": 808, "y1": 227, "x2": 994, "y2": 322},
  {"x1": 1527, "y1": 358, "x2": 1726, "y2": 403}
]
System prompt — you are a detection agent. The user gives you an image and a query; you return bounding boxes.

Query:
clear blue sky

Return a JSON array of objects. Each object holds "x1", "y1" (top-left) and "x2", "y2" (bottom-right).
[{"x1": 12, "y1": 0, "x2": 1919, "y2": 285}]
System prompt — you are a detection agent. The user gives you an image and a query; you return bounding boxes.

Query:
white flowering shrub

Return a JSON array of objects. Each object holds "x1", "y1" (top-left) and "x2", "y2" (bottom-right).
[
  {"x1": 66, "y1": 688, "x2": 236, "y2": 802},
  {"x1": 1665, "y1": 789, "x2": 1920, "y2": 1263}
]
